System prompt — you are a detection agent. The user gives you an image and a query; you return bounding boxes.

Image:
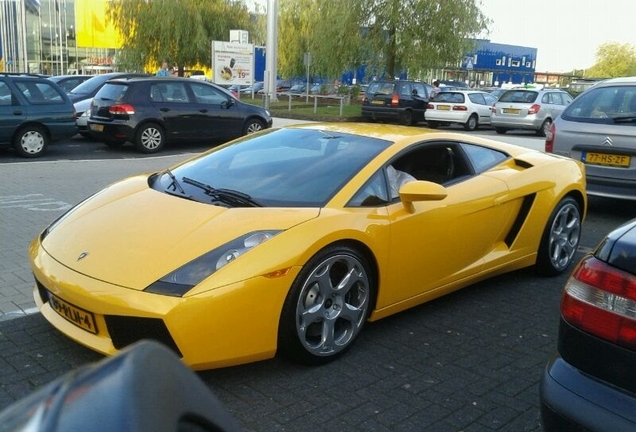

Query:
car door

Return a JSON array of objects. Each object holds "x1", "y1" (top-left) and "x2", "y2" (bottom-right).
[
  {"x1": 187, "y1": 82, "x2": 243, "y2": 140},
  {"x1": 361, "y1": 142, "x2": 514, "y2": 308},
  {"x1": 0, "y1": 81, "x2": 26, "y2": 145},
  {"x1": 149, "y1": 81, "x2": 200, "y2": 141}
]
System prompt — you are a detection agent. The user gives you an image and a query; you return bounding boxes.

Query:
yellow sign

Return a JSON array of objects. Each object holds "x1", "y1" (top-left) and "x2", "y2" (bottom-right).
[{"x1": 76, "y1": 0, "x2": 123, "y2": 49}]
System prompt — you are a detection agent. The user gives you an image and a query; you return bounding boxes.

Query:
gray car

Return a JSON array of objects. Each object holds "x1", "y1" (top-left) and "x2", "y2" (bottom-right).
[
  {"x1": 491, "y1": 88, "x2": 573, "y2": 136},
  {"x1": 546, "y1": 76, "x2": 636, "y2": 201}
]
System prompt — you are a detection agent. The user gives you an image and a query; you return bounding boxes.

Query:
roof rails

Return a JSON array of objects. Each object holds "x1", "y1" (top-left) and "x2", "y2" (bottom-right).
[{"x1": 0, "y1": 72, "x2": 49, "y2": 78}]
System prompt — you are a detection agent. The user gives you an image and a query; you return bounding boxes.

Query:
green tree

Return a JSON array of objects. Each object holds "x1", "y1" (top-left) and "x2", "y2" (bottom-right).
[
  {"x1": 585, "y1": 42, "x2": 636, "y2": 79},
  {"x1": 278, "y1": 0, "x2": 490, "y2": 80},
  {"x1": 106, "y1": 0, "x2": 253, "y2": 74}
]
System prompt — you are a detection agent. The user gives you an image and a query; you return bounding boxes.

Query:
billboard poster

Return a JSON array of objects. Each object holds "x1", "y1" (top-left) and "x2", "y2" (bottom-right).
[{"x1": 212, "y1": 41, "x2": 254, "y2": 86}]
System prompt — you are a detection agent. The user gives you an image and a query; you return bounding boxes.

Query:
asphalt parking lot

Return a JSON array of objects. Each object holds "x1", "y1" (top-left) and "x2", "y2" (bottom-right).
[{"x1": 1, "y1": 129, "x2": 634, "y2": 431}]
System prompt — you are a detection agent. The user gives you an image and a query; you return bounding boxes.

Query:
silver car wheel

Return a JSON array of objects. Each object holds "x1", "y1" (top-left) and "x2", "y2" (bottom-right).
[
  {"x1": 546, "y1": 201, "x2": 581, "y2": 271},
  {"x1": 20, "y1": 130, "x2": 45, "y2": 155},
  {"x1": 244, "y1": 119, "x2": 264, "y2": 135},
  {"x1": 295, "y1": 253, "x2": 370, "y2": 357},
  {"x1": 140, "y1": 127, "x2": 162, "y2": 150}
]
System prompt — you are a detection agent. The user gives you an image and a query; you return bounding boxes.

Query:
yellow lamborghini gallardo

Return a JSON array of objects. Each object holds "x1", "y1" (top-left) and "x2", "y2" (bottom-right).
[{"x1": 30, "y1": 123, "x2": 586, "y2": 370}]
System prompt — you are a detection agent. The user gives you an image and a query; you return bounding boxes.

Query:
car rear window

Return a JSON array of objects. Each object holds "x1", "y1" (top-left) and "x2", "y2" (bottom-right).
[
  {"x1": 94, "y1": 83, "x2": 129, "y2": 102},
  {"x1": 562, "y1": 85, "x2": 636, "y2": 123},
  {"x1": 433, "y1": 92, "x2": 465, "y2": 103},
  {"x1": 367, "y1": 82, "x2": 396, "y2": 95},
  {"x1": 498, "y1": 90, "x2": 538, "y2": 103}
]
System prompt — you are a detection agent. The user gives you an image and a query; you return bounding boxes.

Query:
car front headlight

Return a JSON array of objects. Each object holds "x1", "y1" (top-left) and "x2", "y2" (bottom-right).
[{"x1": 144, "y1": 230, "x2": 281, "y2": 297}]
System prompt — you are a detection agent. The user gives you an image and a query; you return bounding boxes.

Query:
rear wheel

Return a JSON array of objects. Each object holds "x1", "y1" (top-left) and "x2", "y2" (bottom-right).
[
  {"x1": 463, "y1": 114, "x2": 478, "y2": 131},
  {"x1": 537, "y1": 119, "x2": 552, "y2": 137},
  {"x1": 400, "y1": 110, "x2": 413, "y2": 126},
  {"x1": 495, "y1": 127, "x2": 507, "y2": 134},
  {"x1": 278, "y1": 245, "x2": 374, "y2": 365},
  {"x1": 536, "y1": 196, "x2": 582, "y2": 276},
  {"x1": 13, "y1": 125, "x2": 48, "y2": 158},
  {"x1": 135, "y1": 123, "x2": 165, "y2": 153}
]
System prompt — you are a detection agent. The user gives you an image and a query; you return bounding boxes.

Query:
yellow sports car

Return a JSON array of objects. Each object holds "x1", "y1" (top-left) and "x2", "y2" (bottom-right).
[{"x1": 30, "y1": 123, "x2": 586, "y2": 370}]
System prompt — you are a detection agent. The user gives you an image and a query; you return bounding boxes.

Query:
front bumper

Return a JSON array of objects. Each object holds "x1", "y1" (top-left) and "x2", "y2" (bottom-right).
[
  {"x1": 31, "y1": 238, "x2": 299, "y2": 370},
  {"x1": 540, "y1": 356, "x2": 636, "y2": 431}
]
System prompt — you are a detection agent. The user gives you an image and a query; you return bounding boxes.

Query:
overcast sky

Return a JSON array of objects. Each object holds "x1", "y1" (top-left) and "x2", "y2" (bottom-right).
[{"x1": 248, "y1": 0, "x2": 636, "y2": 73}]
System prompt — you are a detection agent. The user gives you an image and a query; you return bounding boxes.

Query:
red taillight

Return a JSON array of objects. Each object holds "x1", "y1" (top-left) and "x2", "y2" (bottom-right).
[
  {"x1": 427, "y1": 103, "x2": 434, "y2": 109},
  {"x1": 109, "y1": 104, "x2": 135, "y2": 115},
  {"x1": 391, "y1": 94, "x2": 399, "y2": 107},
  {"x1": 545, "y1": 122, "x2": 556, "y2": 152},
  {"x1": 452, "y1": 105, "x2": 468, "y2": 111},
  {"x1": 527, "y1": 104, "x2": 540, "y2": 115},
  {"x1": 561, "y1": 256, "x2": 636, "y2": 349}
]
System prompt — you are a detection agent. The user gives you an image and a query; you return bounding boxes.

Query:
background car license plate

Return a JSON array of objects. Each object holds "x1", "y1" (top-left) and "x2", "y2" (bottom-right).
[
  {"x1": 583, "y1": 152, "x2": 631, "y2": 167},
  {"x1": 90, "y1": 124, "x2": 104, "y2": 132},
  {"x1": 437, "y1": 105, "x2": 451, "y2": 110},
  {"x1": 47, "y1": 292, "x2": 98, "y2": 334},
  {"x1": 502, "y1": 108, "x2": 520, "y2": 114},
  {"x1": 371, "y1": 100, "x2": 385, "y2": 105}
]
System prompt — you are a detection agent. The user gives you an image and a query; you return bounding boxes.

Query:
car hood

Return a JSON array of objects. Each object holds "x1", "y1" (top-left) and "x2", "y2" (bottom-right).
[{"x1": 41, "y1": 176, "x2": 319, "y2": 290}]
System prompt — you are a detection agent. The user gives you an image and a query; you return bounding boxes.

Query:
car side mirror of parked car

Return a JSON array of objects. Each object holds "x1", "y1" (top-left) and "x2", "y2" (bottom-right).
[{"x1": 399, "y1": 181, "x2": 447, "y2": 212}]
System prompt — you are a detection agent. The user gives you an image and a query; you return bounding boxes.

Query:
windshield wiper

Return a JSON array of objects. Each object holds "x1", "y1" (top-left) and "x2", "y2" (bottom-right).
[
  {"x1": 611, "y1": 115, "x2": 636, "y2": 123},
  {"x1": 164, "y1": 169, "x2": 186, "y2": 195},
  {"x1": 182, "y1": 177, "x2": 261, "y2": 207}
]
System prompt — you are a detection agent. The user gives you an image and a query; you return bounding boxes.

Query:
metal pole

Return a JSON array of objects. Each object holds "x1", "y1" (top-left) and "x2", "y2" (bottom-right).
[{"x1": 264, "y1": 0, "x2": 278, "y2": 108}]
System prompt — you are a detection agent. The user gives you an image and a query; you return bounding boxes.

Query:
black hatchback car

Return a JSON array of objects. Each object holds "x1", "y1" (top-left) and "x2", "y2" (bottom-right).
[
  {"x1": 0, "y1": 73, "x2": 77, "y2": 157},
  {"x1": 361, "y1": 80, "x2": 432, "y2": 125},
  {"x1": 87, "y1": 77, "x2": 273, "y2": 153},
  {"x1": 540, "y1": 218, "x2": 636, "y2": 431}
]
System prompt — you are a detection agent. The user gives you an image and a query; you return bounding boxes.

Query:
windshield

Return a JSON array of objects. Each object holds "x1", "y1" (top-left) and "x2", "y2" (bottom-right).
[
  {"x1": 154, "y1": 128, "x2": 391, "y2": 207},
  {"x1": 562, "y1": 85, "x2": 636, "y2": 123}
]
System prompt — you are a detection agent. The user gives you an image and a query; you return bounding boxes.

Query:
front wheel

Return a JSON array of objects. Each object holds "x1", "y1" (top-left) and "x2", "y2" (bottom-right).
[
  {"x1": 278, "y1": 245, "x2": 374, "y2": 365},
  {"x1": 536, "y1": 196, "x2": 582, "y2": 276},
  {"x1": 135, "y1": 123, "x2": 165, "y2": 153},
  {"x1": 243, "y1": 118, "x2": 265, "y2": 135},
  {"x1": 13, "y1": 125, "x2": 49, "y2": 158}
]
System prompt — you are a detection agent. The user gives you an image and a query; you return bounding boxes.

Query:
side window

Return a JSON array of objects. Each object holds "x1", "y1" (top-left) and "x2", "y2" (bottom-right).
[
  {"x1": 163, "y1": 82, "x2": 189, "y2": 103},
  {"x1": 400, "y1": 83, "x2": 412, "y2": 96},
  {"x1": 15, "y1": 81, "x2": 65, "y2": 104},
  {"x1": 0, "y1": 82, "x2": 13, "y2": 106},
  {"x1": 542, "y1": 93, "x2": 551, "y2": 104},
  {"x1": 413, "y1": 83, "x2": 426, "y2": 97},
  {"x1": 484, "y1": 94, "x2": 498, "y2": 106},
  {"x1": 460, "y1": 143, "x2": 509, "y2": 173},
  {"x1": 468, "y1": 93, "x2": 486, "y2": 105},
  {"x1": 392, "y1": 143, "x2": 472, "y2": 186},
  {"x1": 348, "y1": 170, "x2": 390, "y2": 207},
  {"x1": 189, "y1": 82, "x2": 229, "y2": 105}
]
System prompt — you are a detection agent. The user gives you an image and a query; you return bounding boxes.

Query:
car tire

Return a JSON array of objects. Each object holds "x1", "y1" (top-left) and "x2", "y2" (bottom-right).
[
  {"x1": 13, "y1": 125, "x2": 49, "y2": 158},
  {"x1": 135, "y1": 123, "x2": 165, "y2": 154},
  {"x1": 464, "y1": 114, "x2": 478, "y2": 131},
  {"x1": 400, "y1": 110, "x2": 413, "y2": 126},
  {"x1": 278, "y1": 244, "x2": 374, "y2": 365},
  {"x1": 495, "y1": 127, "x2": 507, "y2": 134},
  {"x1": 243, "y1": 118, "x2": 265, "y2": 135},
  {"x1": 427, "y1": 120, "x2": 439, "y2": 129},
  {"x1": 536, "y1": 196, "x2": 582, "y2": 276},
  {"x1": 537, "y1": 119, "x2": 552, "y2": 137}
]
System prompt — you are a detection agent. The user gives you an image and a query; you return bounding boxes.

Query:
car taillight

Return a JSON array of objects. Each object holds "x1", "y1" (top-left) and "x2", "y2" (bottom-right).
[
  {"x1": 109, "y1": 104, "x2": 135, "y2": 115},
  {"x1": 391, "y1": 94, "x2": 399, "y2": 107},
  {"x1": 561, "y1": 256, "x2": 636, "y2": 350},
  {"x1": 427, "y1": 103, "x2": 434, "y2": 109},
  {"x1": 452, "y1": 105, "x2": 468, "y2": 111},
  {"x1": 545, "y1": 122, "x2": 555, "y2": 152},
  {"x1": 527, "y1": 104, "x2": 540, "y2": 115}
]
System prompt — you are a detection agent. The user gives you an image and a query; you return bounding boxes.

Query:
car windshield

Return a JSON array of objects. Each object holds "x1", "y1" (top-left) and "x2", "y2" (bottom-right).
[
  {"x1": 155, "y1": 128, "x2": 391, "y2": 207},
  {"x1": 498, "y1": 90, "x2": 538, "y2": 103}
]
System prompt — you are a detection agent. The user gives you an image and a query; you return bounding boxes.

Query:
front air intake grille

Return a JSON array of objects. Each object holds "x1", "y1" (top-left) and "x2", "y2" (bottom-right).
[{"x1": 104, "y1": 315, "x2": 182, "y2": 357}]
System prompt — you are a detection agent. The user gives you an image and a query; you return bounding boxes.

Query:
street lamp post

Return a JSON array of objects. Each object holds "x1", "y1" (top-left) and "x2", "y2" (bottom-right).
[{"x1": 264, "y1": 0, "x2": 278, "y2": 109}]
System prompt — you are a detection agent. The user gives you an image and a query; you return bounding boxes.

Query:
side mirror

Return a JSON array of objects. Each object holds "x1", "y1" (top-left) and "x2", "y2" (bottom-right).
[{"x1": 399, "y1": 180, "x2": 447, "y2": 212}]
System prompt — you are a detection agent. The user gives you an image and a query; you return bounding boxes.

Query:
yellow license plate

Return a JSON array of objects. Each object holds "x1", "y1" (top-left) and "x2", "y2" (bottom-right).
[
  {"x1": 584, "y1": 152, "x2": 631, "y2": 167},
  {"x1": 502, "y1": 108, "x2": 521, "y2": 114},
  {"x1": 437, "y1": 105, "x2": 451, "y2": 111},
  {"x1": 89, "y1": 123, "x2": 104, "y2": 132},
  {"x1": 47, "y1": 292, "x2": 98, "y2": 334},
  {"x1": 371, "y1": 100, "x2": 385, "y2": 105}
]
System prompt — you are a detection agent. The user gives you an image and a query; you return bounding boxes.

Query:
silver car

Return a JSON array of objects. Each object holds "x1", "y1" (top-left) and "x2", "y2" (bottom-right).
[
  {"x1": 491, "y1": 88, "x2": 573, "y2": 136},
  {"x1": 546, "y1": 76, "x2": 636, "y2": 200}
]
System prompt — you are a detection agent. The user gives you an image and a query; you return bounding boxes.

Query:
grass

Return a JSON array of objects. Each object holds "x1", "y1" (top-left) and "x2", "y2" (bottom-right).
[{"x1": 239, "y1": 95, "x2": 365, "y2": 121}]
